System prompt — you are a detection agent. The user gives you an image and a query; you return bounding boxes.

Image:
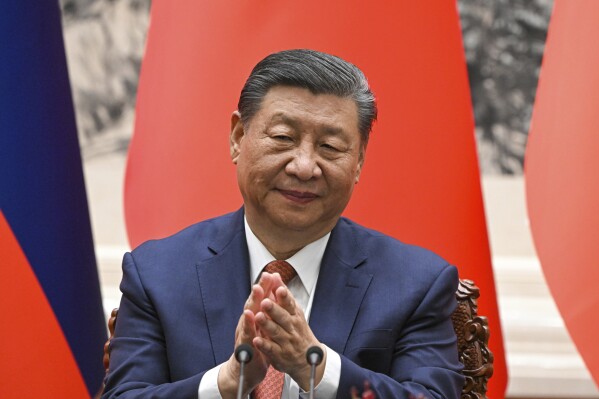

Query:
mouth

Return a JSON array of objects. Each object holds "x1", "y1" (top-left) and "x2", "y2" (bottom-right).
[{"x1": 278, "y1": 189, "x2": 318, "y2": 204}]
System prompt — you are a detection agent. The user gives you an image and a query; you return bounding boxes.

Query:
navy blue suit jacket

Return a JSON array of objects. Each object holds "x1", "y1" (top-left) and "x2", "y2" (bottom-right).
[{"x1": 103, "y1": 209, "x2": 464, "y2": 398}]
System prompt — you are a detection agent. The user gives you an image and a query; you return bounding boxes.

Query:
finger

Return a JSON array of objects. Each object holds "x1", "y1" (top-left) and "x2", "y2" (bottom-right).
[
  {"x1": 255, "y1": 308, "x2": 282, "y2": 338},
  {"x1": 269, "y1": 272, "x2": 286, "y2": 293},
  {"x1": 274, "y1": 286, "x2": 297, "y2": 316},
  {"x1": 263, "y1": 272, "x2": 286, "y2": 297},
  {"x1": 253, "y1": 335, "x2": 279, "y2": 361},
  {"x1": 258, "y1": 272, "x2": 281, "y2": 301},
  {"x1": 238, "y1": 309, "x2": 257, "y2": 342},
  {"x1": 245, "y1": 284, "x2": 265, "y2": 312},
  {"x1": 258, "y1": 272, "x2": 273, "y2": 294},
  {"x1": 257, "y1": 300, "x2": 294, "y2": 337}
]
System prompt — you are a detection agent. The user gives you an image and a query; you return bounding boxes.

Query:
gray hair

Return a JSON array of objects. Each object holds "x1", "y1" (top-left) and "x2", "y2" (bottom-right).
[{"x1": 238, "y1": 49, "x2": 377, "y2": 144}]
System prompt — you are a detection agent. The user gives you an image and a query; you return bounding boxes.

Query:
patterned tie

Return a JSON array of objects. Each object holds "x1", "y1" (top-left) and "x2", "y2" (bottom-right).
[{"x1": 251, "y1": 260, "x2": 297, "y2": 399}]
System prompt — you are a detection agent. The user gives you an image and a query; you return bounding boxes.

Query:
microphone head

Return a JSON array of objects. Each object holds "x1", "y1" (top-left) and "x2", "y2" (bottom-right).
[
  {"x1": 235, "y1": 344, "x2": 253, "y2": 363},
  {"x1": 306, "y1": 345, "x2": 324, "y2": 365}
]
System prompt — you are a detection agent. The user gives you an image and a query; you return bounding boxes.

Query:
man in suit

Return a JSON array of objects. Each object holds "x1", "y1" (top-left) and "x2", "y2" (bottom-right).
[{"x1": 103, "y1": 49, "x2": 464, "y2": 399}]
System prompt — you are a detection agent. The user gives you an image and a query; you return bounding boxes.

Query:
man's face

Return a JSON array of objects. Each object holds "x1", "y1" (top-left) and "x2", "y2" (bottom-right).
[{"x1": 230, "y1": 85, "x2": 364, "y2": 241}]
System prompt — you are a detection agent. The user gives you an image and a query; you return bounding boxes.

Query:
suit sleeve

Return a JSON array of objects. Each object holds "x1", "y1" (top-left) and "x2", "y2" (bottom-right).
[
  {"x1": 337, "y1": 265, "x2": 464, "y2": 399},
  {"x1": 101, "y1": 252, "x2": 204, "y2": 399}
]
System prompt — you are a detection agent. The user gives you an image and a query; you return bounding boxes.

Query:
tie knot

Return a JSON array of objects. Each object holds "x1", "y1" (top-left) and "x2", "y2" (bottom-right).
[{"x1": 263, "y1": 260, "x2": 297, "y2": 285}]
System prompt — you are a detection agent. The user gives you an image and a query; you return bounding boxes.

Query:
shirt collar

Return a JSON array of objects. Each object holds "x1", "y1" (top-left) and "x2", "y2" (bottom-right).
[{"x1": 244, "y1": 216, "x2": 330, "y2": 295}]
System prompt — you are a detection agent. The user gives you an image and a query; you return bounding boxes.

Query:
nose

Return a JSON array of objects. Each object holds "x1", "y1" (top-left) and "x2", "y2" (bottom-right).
[{"x1": 285, "y1": 145, "x2": 322, "y2": 181}]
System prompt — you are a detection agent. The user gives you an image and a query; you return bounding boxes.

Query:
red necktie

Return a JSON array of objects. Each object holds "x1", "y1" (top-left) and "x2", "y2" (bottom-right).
[{"x1": 251, "y1": 260, "x2": 297, "y2": 399}]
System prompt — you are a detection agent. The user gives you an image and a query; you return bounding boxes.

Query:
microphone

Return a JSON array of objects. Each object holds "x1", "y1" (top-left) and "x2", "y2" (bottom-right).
[
  {"x1": 306, "y1": 346, "x2": 324, "y2": 399},
  {"x1": 235, "y1": 344, "x2": 253, "y2": 399}
]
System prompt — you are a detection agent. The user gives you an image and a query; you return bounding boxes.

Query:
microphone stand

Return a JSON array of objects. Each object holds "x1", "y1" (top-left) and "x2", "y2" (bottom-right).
[
  {"x1": 235, "y1": 344, "x2": 253, "y2": 399},
  {"x1": 306, "y1": 346, "x2": 324, "y2": 399}
]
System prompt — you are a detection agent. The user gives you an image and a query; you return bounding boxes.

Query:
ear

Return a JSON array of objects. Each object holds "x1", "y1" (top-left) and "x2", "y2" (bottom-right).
[
  {"x1": 230, "y1": 111, "x2": 245, "y2": 164},
  {"x1": 355, "y1": 146, "x2": 366, "y2": 184}
]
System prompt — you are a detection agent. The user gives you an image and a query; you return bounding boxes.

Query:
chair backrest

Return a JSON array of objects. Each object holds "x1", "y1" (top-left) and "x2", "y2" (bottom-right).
[
  {"x1": 451, "y1": 279, "x2": 494, "y2": 399},
  {"x1": 102, "y1": 279, "x2": 494, "y2": 398},
  {"x1": 102, "y1": 308, "x2": 119, "y2": 388}
]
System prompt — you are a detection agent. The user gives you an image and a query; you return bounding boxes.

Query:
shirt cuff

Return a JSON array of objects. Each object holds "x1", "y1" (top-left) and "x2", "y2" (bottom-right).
[
  {"x1": 299, "y1": 344, "x2": 340, "y2": 399},
  {"x1": 198, "y1": 363, "x2": 224, "y2": 399}
]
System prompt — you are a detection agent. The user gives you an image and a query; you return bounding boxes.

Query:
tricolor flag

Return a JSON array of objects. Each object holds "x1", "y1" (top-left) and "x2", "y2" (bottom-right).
[
  {"x1": 526, "y1": 0, "x2": 599, "y2": 387},
  {"x1": 0, "y1": 2, "x2": 107, "y2": 397},
  {"x1": 124, "y1": 1, "x2": 508, "y2": 397}
]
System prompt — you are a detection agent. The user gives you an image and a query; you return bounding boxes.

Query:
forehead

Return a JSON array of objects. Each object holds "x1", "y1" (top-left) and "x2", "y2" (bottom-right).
[{"x1": 255, "y1": 86, "x2": 360, "y2": 133}]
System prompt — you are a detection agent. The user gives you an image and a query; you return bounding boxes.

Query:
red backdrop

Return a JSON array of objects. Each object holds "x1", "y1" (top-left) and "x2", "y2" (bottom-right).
[
  {"x1": 125, "y1": 2, "x2": 507, "y2": 396},
  {"x1": 526, "y1": 0, "x2": 599, "y2": 386}
]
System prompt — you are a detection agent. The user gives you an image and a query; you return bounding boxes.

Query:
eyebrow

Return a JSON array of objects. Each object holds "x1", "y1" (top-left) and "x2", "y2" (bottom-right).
[
  {"x1": 267, "y1": 113, "x2": 300, "y2": 130},
  {"x1": 267, "y1": 112, "x2": 346, "y2": 136}
]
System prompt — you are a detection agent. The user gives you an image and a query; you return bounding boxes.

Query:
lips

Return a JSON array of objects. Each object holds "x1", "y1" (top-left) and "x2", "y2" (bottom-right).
[{"x1": 278, "y1": 189, "x2": 318, "y2": 204}]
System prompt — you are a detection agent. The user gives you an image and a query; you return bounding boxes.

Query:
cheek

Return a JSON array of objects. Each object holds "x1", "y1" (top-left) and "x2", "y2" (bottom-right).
[
  {"x1": 242, "y1": 160, "x2": 280, "y2": 187},
  {"x1": 325, "y1": 167, "x2": 359, "y2": 193}
]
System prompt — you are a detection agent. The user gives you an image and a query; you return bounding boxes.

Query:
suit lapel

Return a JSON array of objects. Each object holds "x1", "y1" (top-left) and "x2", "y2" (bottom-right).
[
  {"x1": 309, "y1": 220, "x2": 372, "y2": 354},
  {"x1": 195, "y1": 213, "x2": 372, "y2": 363},
  {"x1": 196, "y1": 209, "x2": 251, "y2": 365}
]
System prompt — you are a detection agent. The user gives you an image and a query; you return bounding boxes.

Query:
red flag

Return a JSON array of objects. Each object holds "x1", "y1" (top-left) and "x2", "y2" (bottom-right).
[
  {"x1": 526, "y1": 0, "x2": 599, "y2": 386},
  {"x1": 0, "y1": 212, "x2": 90, "y2": 397},
  {"x1": 125, "y1": 2, "x2": 507, "y2": 396}
]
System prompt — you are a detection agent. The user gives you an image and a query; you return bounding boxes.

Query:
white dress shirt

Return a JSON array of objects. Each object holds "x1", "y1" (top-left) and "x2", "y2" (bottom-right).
[{"x1": 198, "y1": 218, "x2": 341, "y2": 398}]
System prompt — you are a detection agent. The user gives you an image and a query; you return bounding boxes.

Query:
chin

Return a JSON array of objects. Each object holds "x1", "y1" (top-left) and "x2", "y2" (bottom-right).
[
  {"x1": 277, "y1": 220, "x2": 318, "y2": 232},
  {"x1": 273, "y1": 212, "x2": 336, "y2": 234}
]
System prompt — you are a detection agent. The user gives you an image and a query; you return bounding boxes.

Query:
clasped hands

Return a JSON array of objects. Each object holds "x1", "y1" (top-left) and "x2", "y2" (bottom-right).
[{"x1": 218, "y1": 272, "x2": 326, "y2": 398}]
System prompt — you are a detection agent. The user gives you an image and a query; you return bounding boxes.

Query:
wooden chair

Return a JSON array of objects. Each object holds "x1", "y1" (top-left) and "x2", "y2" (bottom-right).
[
  {"x1": 102, "y1": 308, "x2": 119, "y2": 385},
  {"x1": 451, "y1": 279, "x2": 494, "y2": 399},
  {"x1": 102, "y1": 279, "x2": 494, "y2": 398}
]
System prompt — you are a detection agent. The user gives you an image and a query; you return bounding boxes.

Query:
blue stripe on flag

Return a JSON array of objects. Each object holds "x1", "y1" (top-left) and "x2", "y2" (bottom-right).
[{"x1": 1, "y1": 2, "x2": 107, "y2": 395}]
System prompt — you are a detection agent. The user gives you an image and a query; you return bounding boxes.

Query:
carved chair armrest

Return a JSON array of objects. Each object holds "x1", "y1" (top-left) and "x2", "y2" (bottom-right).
[{"x1": 451, "y1": 279, "x2": 494, "y2": 399}]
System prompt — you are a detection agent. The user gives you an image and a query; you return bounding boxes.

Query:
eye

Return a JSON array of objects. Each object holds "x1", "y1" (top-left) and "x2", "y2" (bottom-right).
[
  {"x1": 273, "y1": 134, "x2": 293, "y2": 142},
  {"x1": 321, "y1": 143, "x2": 339, "y2": 151}
]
